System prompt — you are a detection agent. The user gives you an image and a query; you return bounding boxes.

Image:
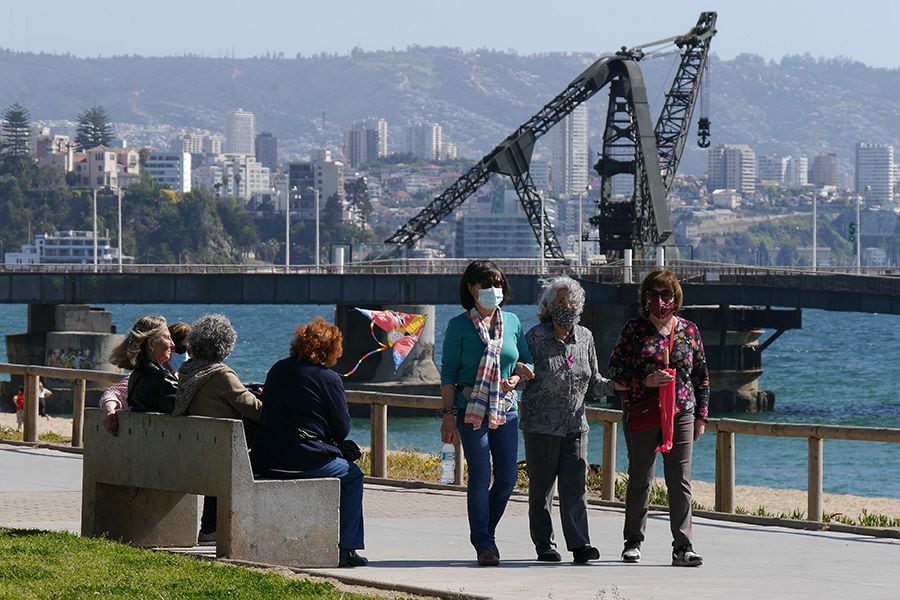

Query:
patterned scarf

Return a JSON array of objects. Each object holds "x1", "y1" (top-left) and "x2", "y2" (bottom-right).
[
  {"x1": 464, "y1": 307, "x2": 506, "y2": 430},
  {"x1": 172, "y1": 358, "x2": 229, "y2": 416}
]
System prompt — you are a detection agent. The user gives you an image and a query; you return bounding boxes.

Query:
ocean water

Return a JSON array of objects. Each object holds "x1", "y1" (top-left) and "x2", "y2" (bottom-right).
[{"x1": 1, "y1": 303, "x2": 898, "y2": 499}]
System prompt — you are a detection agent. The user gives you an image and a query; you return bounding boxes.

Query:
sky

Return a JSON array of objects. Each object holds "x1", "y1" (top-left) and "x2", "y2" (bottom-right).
[{"x1": 1, "y1": 1, "x2": 897, "y2": 68}]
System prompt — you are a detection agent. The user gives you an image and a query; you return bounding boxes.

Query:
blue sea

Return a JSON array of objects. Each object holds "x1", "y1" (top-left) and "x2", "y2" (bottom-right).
[{"x1": 1, "y1": 303, "x2": 898, "y2": 499}]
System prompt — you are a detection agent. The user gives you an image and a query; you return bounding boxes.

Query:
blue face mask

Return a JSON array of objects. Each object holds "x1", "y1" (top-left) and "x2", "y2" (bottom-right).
[{"x1": 477, "y1": 286, "x2": 504, "y2": 309}]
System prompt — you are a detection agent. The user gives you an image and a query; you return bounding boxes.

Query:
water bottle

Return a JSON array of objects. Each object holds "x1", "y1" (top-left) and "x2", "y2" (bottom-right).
[{"x1": 440, "y1": 442, "x2": 456, "y2": 484}]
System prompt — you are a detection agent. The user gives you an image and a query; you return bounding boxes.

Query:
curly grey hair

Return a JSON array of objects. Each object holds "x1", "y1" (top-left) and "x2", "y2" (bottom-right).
[
  {"x1": 537, "y1": 276, "x2": 586, "y2": 323},
  {"x1": 188, "y1": 314, "x2": 236, "y2": 362}
]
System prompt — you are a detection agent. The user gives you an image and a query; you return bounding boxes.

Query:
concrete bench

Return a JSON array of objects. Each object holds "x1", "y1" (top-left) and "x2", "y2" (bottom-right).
[{"x1": 81, "y1": 408, "x2": 340, "y2": 568}]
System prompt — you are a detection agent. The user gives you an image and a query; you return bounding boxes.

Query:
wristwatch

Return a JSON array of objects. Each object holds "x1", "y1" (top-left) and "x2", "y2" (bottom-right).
[{"x1": 437, "y1": 406, "x2": 459, "y2": 417}]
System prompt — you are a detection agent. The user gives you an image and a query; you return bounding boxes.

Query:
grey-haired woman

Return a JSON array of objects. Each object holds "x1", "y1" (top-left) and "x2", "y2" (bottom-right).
[
  {"x1": 519, "y1": 276, "x2": 613, "y2": 564},
  {"x1": 173, "y1": 313, "x2": 262, "y2": 544}
]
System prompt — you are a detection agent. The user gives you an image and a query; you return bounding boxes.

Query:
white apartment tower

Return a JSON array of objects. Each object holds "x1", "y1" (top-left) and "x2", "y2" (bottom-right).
[
  {"x1": 344, "y1": 119, "x2": 388, "y2": 168},
  {"x1": 855, "y1": 143, "x2": 894, "y2": 204},
  {"x1": 552, "y1": 104, "x2": 589, "y2": 198},
  {"x1": 708, "y1": 144, "x2": 756, "y2": 194},
  {"x1": 406, "y1": 124, "x2": 442, "y2": 160},
  {"x1": 225, "y1": 109, "x2": 256, "y2": 155}
]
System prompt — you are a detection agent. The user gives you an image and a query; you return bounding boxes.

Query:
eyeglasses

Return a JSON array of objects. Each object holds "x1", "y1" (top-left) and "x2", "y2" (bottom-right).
[{"x1": 646, "y1": 289, "x2": 674, "y2": 301}]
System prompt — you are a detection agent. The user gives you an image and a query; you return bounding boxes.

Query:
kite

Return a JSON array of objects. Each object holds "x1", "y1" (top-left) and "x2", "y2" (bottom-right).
[{"x1": 342, "y1": 308, "x2": 427, "y2": 377}]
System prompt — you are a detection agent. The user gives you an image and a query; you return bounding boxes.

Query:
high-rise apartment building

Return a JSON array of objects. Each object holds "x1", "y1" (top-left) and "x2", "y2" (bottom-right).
[
  {"x1": 344, "y1": 119, "x2": 388, "y2": 168},
  {"x1": 757, "y1": 155, "x2": 787, "y2": 183},
  {"x1": 405, "y1": 123, "x2": 442, "y2": 161},
  {"x1": 855, "y1": 143, "x2": 894, "y2": 204},
  {"x1": 810, "y1": 153, "x2": 839, "y2": 188},
  {"x1": 785, "y1": 156, "x2": 808, "y2": 187},
  {"x1": 255, "y1": 132, "x2": 278, "y2": 170},
  {"x1": 551, "y1": 104, "x2": 589, "y2": 198},
  {"x1": 707, "y1": 144, "x2": 756, "y2": 194},
  {"x1": 145, "y1": 152, "x2": 191, "y2": 193},
  {"x1": 225, "y1": 109, "x2": 256, "y2": 155},
  {"x1": 455, "y1": 188, "x2": 557, "y2": 258}
]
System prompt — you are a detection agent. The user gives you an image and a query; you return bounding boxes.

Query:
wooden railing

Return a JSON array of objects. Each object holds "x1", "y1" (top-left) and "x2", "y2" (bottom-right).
[
  {"x1": 0, "y1": 363, "x2": 122, "y2": 447},
  {"x1": 2, "y1": 366, "x2": 898, "y2": 524}
]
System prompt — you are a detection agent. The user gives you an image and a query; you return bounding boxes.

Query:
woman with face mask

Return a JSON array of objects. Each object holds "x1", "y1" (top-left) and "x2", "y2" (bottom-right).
[
  {"x1": 608, "y1": 269, "x2": 709, "y2": 567},
  {"x1": 518, "y1": 276, "x2": 613, "y2": 564},
  {"x1": 439, "y1": 259, "x2": 533, "y2": 567}
]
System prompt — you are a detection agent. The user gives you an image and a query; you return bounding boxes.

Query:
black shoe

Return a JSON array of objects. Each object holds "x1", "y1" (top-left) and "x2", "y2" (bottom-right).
[
  {"x1": 621, "y1": 541, "x2": 641, "y2": 563},
  {"x1": 572, "y1": 545, "x2": 600, "y2": 564},
  {"x1": 339, "y1": 548, "x2": 368, "y2": 567},
  {"x1": 672, "y1": 544, "x2": 702, "y2": 567},
  {"x1": 477, "y1": 547, "x2": 500, "y2": 567},
  {"x1": 536, "y1": 548, "x2": 562, "y2": 562}
]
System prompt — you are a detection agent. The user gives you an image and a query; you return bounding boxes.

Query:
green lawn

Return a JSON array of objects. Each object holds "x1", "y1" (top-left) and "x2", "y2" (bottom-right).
[{"x1": 0, "y1": 529, "x2": 399, "y2": 599}]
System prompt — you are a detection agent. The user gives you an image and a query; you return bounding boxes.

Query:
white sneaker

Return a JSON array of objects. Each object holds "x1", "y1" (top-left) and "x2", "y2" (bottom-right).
[
  {"x1": 622, "y1": 542, "x2": 641, "y2": 563},
  {"x1": 672, "y1": 544, "x2": 703, "y2": 567}
]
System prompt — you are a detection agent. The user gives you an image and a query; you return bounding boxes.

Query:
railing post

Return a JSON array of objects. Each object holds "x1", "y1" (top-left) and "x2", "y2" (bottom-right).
[
  {"x1": 807, "y1": 437, "x2": 823, "y2": 522},
  {"x1": 601, "y1": 421, "x2": 617, "y2": 501},
  {"x1": 715, "y1": 430, "x2": 735, "y2": 513},
  {"x1": 72, "y1": 379, "x2": 87, "y2": 447},
  {"x1": 23, "y1": 374, "x2": 40, "y2": 443},
  {"x1": 453, "y1": 437, "x2": 464, "y2": 485},
  {"x1": 370, "y1": 403, "x2": 388, "y2": 478}
]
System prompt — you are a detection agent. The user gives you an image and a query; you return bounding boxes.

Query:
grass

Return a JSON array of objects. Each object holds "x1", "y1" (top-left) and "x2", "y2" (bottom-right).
[
  {"x1": 0, "y1": 528, "x2": 407, "y2": 599},
  {"x1": 366, "y1": 449, "x2": 900, "y2": 530},
  {"x1": 0, "y1": 426, "x2": 70, "y2": 444}
]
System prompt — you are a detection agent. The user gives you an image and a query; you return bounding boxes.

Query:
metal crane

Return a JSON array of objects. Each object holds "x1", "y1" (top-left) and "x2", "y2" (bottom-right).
[{"x1": 383, "y1": 12, "x2": 716, "y2": 260}]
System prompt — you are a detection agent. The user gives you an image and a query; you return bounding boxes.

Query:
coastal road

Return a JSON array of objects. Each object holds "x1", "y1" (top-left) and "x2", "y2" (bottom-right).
[{"x1": 1, "y1": 444, "x2": 898, "y2": 600}]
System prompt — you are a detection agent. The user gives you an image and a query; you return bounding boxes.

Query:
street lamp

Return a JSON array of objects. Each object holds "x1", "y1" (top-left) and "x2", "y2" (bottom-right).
[
  {"x1": 539, "y1": 192, "x2": 545, "y2": 274},
  {"x1": 812, "y1": 193, "x2": 817, "y2": 272},
  {"x1": 117, "y1": 187, "x2": 123, "y2": 273},
  {"x1": 92, "y1": 189, "x2": 98, "y2": 273},
  {"x1": 314, "y1": 188, "x2": 320, "y2": 271},
  {"x1": 578, "y1": 186, "x2": 588, "y2": 267}
]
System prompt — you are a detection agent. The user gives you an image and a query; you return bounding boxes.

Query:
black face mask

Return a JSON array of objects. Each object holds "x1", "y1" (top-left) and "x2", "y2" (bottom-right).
[{"x1": 549, "y1": 304, "x2": 579, "y2": 329}]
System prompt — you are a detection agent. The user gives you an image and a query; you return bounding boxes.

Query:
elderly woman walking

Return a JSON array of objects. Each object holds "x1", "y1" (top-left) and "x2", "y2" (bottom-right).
[
  {"x1": 173, "y1": 313, "x2": 262, "y2": 545},
  {"x1": 519, "y1": 276, "x2": 613, "y2": 564}
]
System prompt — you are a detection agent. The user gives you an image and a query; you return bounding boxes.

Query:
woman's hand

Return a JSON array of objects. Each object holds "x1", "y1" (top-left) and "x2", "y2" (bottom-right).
[
  {"x1": 101, "y1": 401, "x2": 119, "y2": 436},
  {"x1": 694, "y1": 419, "x2": 706, "y2": 441},
  {"x1": 643, "y1": 370, "x2": 675, "y2": 388},
  {"x1": 501, "y1": 375, "x2": 520, "y2": 392},
  {"x1": 515, "y1": 362, "x2": 535, "y2": 381},
  {"x1": 440, "y1": 415, "x2": 458, "y2": 444}
]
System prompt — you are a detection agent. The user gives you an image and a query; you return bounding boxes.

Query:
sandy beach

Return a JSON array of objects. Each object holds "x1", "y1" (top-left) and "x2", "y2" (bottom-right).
[{"x1": 3, "y1": 412, "x2": 898, "y2": 522}]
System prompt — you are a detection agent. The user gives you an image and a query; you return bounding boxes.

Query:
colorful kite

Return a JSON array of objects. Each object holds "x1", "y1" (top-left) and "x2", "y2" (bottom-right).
[{"x1": 342, "y1": 308, "x2": 428, "y2": 377}]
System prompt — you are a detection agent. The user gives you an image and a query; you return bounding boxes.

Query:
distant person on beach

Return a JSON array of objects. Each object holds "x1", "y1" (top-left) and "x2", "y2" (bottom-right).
[
  {"x1": 608, "y1": 269, "x2": 709, "y2": 567},
  {"x1": 439, "y1": 259, "x2": 533, "y2": 567},
  {"x1": 173, "y1": 314, "x2": 262, "y2": 545},
  {"x1": 518, "y1": 276, "x2": 614, "y2": 564},
  {"x1": 38, "y1": 382, "x2": 52, "y2": 419},
  {"x1": 251, "y1": 317, "x2": 367, "y2": 568},
  {"x1": 12, "y1": 387, "x2": 24, "y2": 431},
  {"x1": 106, "y1": 315, "x2": 177, "y2": 416},
  {"x1": 167, "y1": 322, "x2": 192, "y2": 372}
]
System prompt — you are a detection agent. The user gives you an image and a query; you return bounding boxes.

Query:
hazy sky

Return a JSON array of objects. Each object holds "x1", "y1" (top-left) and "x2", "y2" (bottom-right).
[{"x1": 1, "y1": 0, "x2": 897, "y2": 68}]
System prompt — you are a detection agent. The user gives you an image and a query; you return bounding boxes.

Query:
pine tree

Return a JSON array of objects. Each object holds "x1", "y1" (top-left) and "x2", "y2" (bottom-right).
[
  {"x1": 75, "y1": 105, "x2": 116, "y2": 150},
  {"x1": 1, "y1": 103, "x2": 31, "y2": 159}
]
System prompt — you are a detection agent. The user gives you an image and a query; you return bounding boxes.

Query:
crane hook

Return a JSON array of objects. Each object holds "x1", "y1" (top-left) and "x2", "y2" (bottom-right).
[{"x1": 697, "y1": 117, "x2": 711, "y2": 148}]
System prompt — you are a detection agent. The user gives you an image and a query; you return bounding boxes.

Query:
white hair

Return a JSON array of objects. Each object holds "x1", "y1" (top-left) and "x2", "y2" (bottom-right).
[{"x1": 537, "y1": 276, "x2": 585, "y2": 323}]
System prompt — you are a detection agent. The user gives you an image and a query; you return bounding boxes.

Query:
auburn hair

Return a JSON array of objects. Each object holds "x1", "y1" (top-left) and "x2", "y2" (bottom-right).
[
  {"x1": 638, "y1": 269, "x2": 683, "y2": 318},
  {"x1": 290, "y1": 317, "x2": 343, "y2": 367}
]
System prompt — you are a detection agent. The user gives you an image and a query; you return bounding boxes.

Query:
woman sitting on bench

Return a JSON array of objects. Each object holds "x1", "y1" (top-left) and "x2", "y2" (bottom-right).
[{"x1": 251, "y1": 317, "x2": 367, "y2": 568}]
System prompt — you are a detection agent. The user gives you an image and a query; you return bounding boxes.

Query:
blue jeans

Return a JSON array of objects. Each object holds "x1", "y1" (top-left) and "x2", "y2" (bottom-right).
[
  {"x1": 262, "y1": 457, "x2": 365, "y2": 550},
  {"x1": 457, "y1": 411, "x2": 519, "y2": 553}
]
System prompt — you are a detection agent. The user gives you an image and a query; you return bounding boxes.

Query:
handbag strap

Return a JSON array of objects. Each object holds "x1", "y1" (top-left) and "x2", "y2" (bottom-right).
[{"x1": 665, "y1": 317, "x2": 678, "y2": 368}]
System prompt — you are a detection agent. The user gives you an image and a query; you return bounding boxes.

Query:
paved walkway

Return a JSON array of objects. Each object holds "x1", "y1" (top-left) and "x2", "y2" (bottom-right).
[{"x1": 1, "y1": 444, "x2": 899, "y2": 600}]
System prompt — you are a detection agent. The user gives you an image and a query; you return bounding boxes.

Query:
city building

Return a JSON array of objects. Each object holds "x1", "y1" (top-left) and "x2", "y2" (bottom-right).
[
  {"x1": 287, "y1": 150, "x2": 345, "y2": 219},
  {"x1": 405, "y1": 123, "x2": 442, "y2": 161},
  {"x1": 855, "y1": 143, "x2": 894, "y2": 204},
  {"x1": 72, "y1": 147, "x2": 119, "y2": 189},
  {"x1": 3, "y1": 230, "x2": 128, "y2": 266},
  {"x1": 224, "y1": 109, "x2": 256, "y2": 155},
  {"x1": 810, "y1": 153, "x2": 839, "y2": 188},
  {"x1": 785, "y1": 156, "x2": 808, "y2": 187},
  {"x1": 757, "y1": 155, "x2": 787, "y2": 184},
  {"x1": 192, "y1": 155, "x2": 270, "y2": 203},
  {"x1": 551, "y1": 104, "x2": 589, "y2": 198},
  {"x1": 255, "y1": 132, "x2": 278, "y2": 170},
  {"x1": 454, "y1": 187, "x2": 557, "y2": 258},
  {"x1": 344, "y1": 119, "x2": 388, "y2": 169},
  {"x1": 708, "y1": 144, "x2": 756, "y2": 194},
  {"x1": 145, "y1": 152, "x2": 192, "y2": 193},
  {"x1": 171, "y1": 132, "x2": 205, "y2": 155}
]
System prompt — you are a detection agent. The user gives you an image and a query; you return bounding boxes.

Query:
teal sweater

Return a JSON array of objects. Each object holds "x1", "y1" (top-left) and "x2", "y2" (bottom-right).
[{"x1": 440, "y1": 310, "x2": 534, "y2": 410}]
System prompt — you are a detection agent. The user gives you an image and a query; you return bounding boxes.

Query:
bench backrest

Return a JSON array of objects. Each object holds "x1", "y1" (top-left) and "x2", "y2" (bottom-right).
[{"x1": 83, "y1": 408, "x2": 251, "y2": 497}]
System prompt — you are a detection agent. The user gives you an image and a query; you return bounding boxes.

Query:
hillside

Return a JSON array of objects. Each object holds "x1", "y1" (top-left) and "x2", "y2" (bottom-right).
[{"x1": 1, "y1": 47, "x2": 898, "y2": 177}]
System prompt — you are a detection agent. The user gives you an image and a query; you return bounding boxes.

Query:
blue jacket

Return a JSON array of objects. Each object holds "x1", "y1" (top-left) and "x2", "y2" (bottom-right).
[{"x1": 251, "y1": 358, "x2": 350, "y2": 472}]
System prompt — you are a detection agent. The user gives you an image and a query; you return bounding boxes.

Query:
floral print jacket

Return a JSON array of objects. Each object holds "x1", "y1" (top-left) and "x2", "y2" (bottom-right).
[{"x1": 608, "y1": 316, "x2": 710, "y2": 420}]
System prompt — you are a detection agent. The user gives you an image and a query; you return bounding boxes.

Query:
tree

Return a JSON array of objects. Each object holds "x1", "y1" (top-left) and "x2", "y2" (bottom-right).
[
  {"x1": 1, "y1": 103, "x2": 31, "y2": 159},
  {"x1": 75, "y1": 105, "x2": 116, "y2": 150}
]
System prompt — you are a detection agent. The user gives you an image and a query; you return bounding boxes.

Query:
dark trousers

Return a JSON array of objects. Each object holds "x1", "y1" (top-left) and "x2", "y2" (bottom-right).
[
  {"x1": 524, "y1": 430, "x2": 591, "y2": 552},
  {"x1": 623, "y1": 410, "x2": 695, "y2": 548}
]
